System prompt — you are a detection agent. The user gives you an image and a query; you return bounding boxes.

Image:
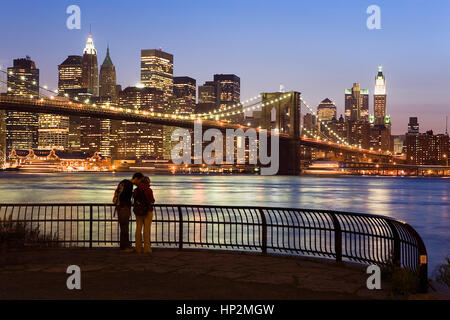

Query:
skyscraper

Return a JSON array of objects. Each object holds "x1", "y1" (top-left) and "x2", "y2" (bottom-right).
[
  {"x1": 38, "y1": 115, "x2": 69, "y2": 150},
  {"x1": 197, "y1": 81, "x2": 217, "y2": 114},
  {"x1": 115, "y1": 86, "x2": 165, "y2": 159},
  {"x1": 408, "y1": 117, "x2": 419, "y2": 134},
  {"x1": 374, "y1": 66, "x2": 387, "y2": 125},
  {"x1": 173, "y1": 76, "x2": 196, "y2": 115},
  {"x1": 58, "y1": 55, "x2": 84, "y2": 152},
  {"x1": 317, "y1": 98, "x2": 337, "y2": 122},
  {"x1": 6, "y1": 57, "x2": 40, "y2": 155},
  {"x1": 345, "y1": 83, "x2": 369, "y2": 122},
  {"x1": 58, "y1": 55, "x2": 83, "y2": 96},
  {"x1": 141, "y1": 49, "x2": 173, "y2": 103},
  {"x1": 82, "y1": 34, "x2": 99, "y2": 96},
  {"x1": 99, "y1": 46, "x2": 117, "y2": 102},
  {"x1": 80, "y1": 34, "x2": 100, "y2": 155},
  {"x1": 141, "y1": 49, "x2": 174, "y2": 160},
  {"x1": 98, "y1": 46, "x2": 118, "y2": 158},
  {"x1": 214, "y1": 74, "x2": 240, "y2": 110}
]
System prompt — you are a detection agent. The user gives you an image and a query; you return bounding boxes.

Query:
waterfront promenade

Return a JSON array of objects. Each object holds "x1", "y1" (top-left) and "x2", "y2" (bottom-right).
[
  {"x1": 2, "y1": 248, "x2": 449, "y2": 300},
  {"x1": 0, "y1": 248, "x2": 393, "y2": 299}
]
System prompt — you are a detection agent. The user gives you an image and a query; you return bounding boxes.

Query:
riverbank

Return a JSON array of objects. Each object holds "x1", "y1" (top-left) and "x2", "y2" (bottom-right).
[{"x1": 0, "y1": 247, "x2": 448, "y2": 300}]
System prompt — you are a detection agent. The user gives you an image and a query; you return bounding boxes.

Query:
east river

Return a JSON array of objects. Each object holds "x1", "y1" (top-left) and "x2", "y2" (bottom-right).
[{"x1": 0, "y1": 172, "x2": 449, "y2": 271}]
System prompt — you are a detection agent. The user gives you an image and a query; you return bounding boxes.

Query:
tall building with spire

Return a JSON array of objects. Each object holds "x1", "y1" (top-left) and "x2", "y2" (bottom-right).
[
  {"x1": 80, "y1": 34, "x2": 100, "y2": 155},
  {"x1": 82, "y1": 34, "x2": 99, "y2": 96},
  {"x1": 99, "y1": 46, "x2": 117, "y2": 101},
  {"x1": 373, "y1": 66, "x2": 387, "y2": 125},
  {"x1": 369, "y1": 66, "x2": 392, "y2": 152},
  {"x1": 98, "y1": 46, "x2": 118, "y2": 158}
]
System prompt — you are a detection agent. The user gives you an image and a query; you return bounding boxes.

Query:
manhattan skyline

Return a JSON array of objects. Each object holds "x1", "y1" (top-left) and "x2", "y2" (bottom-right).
[{"x1": 0, "y1": 0, "x2": 449, "y2": 134}]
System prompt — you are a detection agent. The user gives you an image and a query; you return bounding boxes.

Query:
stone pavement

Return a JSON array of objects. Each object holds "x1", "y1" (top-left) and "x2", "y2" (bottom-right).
[{"x1": 0, "y1": 247, "x2": 415, "y2": 299}]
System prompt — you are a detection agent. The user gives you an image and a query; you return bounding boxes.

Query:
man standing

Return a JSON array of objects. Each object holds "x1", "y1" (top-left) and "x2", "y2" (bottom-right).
[
  {"x1": 131, "y1": 172, "x2": 155, "y2": 254},
  {"x1": 113, "y1": 179, "x2": 134, "y2": 252}
]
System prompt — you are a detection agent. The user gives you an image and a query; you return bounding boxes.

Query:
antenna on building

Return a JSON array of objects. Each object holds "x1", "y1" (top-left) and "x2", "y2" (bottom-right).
[{"x1": 446, "y1": 115, "x2": 448, "y2": 135}]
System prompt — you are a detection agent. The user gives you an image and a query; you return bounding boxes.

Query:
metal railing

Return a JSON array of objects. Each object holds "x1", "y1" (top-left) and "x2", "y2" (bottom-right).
[{"x1": 0, "y1": 203, "x2": 428, "y2": 292}]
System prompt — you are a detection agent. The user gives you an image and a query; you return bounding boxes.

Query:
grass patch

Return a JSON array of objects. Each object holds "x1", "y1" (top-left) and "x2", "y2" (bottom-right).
[
  {"x1": 381, "y1": 255, "x2": 421, "y2": 297},
  {"x1": 433, "y1": 255, "x2": 450, "y2": 288},
  {"x1": 0, "y1": 215, "x2": 59, "y2": 248}
]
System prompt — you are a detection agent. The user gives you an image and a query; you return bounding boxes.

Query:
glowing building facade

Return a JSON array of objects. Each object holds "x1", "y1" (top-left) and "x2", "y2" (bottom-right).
[
  {"x1": 345, "y1": 83, "x2": 369, "y2": 122},
  {"x1": 114, "y1": 86, "x2": 165, "y2": 160},
  {"x1": 5, "y1": 57, "x2": 40, "y2": 156},
  {"x1": 81, "y1": 34, "x2": 99, "y2": 96},
  {"x1": 317, "y1": 98, "x2": 337, "y2": 122},
  {"x1": 140, "y1": 49, "x2": 173, "y2": 103},
  {"x1": 374, "y1": 66, "x2": 387, "y2": 125}
]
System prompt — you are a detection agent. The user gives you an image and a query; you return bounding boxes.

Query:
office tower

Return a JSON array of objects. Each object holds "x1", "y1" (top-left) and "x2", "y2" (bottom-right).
[
  {"x1": 373, "y1": 66, "x2": 387, "y2": 125},
  {"x1": 347, "y1": 121, "x2": 371, "y2": 149},
  {"x1": 173, "y1": 76, "x2": 196, "y2": 115},
  {"x1": 79, "y1": 34, "x2": 100, "y2": 154},
  {"x1": 214, "y1": 74, "x2": 240, "y2": 110},
  {"x1": 406, "y1": 129, "x2": 449, "y2": 165},
  {"x1": 82, "y1": 34, "x2": 99, "y2": 96},
  {"x1": 141, "y1": 49, "x2": 173, "y2": 103},
  {"x1": 140, "y1": 49, "x2": 174, "y2": 160},
  {"x1": 58, "y1": 55, "x2": 85, "y2": 152},
  {"x1": 317, "y1": 98, "x2": 337, "y2": 122},
  {"x1": 408, "y1": 117, "x2": 419, "y2": 134},
  {"x1": 197, "y1": 81, "x2": 217, "y2": 114},
  {"x1": 99, "y1": 46, "x2": 117, "y2": 102},
  {"x1": 36, "y1": 55, "x2": 82, "y2": 152},
  {"x1": 329, "y1": 115, "x2": 347, "y2": 144},
  {"x1": 302, "y1": 113, "x2": 318, "y2": 137},
  {"x1": 6, "y1": 57, "x2": 40, "y2": 155},
  {"x1": 345, "y1": 83, "x2": 369, "y2": 122},
  {"x1": 37, "y1": 115, "x2": 69, "y2": 150},
  {"x1": 369, "y1": 125, "x2": 392, "y2": 152},
  {"x1": 98, "y1": 46, "x2": 118, "y2": 158},
  {"x1": 58, "y1": 55, "x2": 83, "y2": 96},
  {"x1": 115, "y1": 86, "x2": 165, "y2": 159}
]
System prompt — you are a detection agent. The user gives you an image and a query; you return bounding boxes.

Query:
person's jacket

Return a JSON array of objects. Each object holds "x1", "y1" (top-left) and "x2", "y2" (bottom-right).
[{"x1": 133, "y1": 182, "x2": 155, "y2": 210}]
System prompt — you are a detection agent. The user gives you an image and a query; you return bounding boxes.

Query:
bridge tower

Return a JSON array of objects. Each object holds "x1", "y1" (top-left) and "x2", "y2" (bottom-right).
[{"x1": 260, "y1": 91, "x2": 301, "y2": 175}]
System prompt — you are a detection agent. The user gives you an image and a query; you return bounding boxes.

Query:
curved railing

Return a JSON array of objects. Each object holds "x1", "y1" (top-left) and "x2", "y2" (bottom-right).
[{"x1": 0, "y1": 203, "x2": 428, "y2": 292}]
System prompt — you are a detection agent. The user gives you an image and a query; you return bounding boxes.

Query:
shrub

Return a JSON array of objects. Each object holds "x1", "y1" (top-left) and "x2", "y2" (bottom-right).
[
  {"x1": 0, "y1": 215, "x2": 59, "y2": 248},
  {"x1": 381, "y1": 253, "x2": 420, "y2": 296},
  {"x1": 433, "y1": 255, "x2": 450, "y2": 287}
]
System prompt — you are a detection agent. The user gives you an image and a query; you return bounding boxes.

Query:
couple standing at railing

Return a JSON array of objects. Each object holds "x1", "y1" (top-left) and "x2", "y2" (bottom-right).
[{"x1": 112, "y1": 172, "x2": 155, "y2": 254}]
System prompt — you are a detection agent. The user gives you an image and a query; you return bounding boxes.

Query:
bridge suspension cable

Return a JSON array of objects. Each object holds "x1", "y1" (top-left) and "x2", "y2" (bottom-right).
[{"x1": 299, "y1": 97, "x2": 350, "y2": 146}]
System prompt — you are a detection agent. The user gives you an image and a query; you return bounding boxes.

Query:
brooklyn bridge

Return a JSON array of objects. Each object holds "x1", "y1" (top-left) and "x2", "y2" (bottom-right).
[{"x1": 0, "y1": 69, "x2": 403, "y2": 175}]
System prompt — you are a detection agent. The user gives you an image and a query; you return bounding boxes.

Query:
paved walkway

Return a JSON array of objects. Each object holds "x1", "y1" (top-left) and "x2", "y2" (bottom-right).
[{"x1": 0, "y1": 248, "x2": 444, "y2": 300}]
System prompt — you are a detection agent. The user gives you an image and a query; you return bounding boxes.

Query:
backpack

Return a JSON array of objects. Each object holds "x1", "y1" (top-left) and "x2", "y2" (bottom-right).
[
  {"x1": 112, "y1": 182, "x2": 125, "y2": 206},
  {"x1": 133, "y1": 188, "x2": 149, "y2": 216}
]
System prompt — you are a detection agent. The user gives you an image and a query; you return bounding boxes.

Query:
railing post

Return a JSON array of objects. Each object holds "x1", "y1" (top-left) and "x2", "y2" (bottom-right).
[
  {"x1": 329, "y1": 212, "x2": 342, "y2": 262},
  {"x1": 89, "y1": 205, "x2": 93, "y2": 248},
  {"x1": 258, "y1": 209, "x2": 267, "y2": 254},
  {"x1": 403, "y1": 223, "x2": 428, "y2": 293},
  {"x1": 178, "y1": 206, "x2": 183, "y2": 250},
  {"x1": 386, "y1": 220, "x2": 401, "y2": 266}
]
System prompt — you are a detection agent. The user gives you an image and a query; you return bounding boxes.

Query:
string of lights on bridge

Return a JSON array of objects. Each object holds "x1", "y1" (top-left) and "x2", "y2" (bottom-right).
[{"x1": 1, "y1": 68, "x2": 360, "y2": 150}]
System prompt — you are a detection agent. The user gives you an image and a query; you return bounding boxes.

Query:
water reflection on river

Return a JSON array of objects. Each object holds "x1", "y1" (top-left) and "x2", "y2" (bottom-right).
[{"x1": 0, "y1": 172, "x2": 448, "y2": 271}]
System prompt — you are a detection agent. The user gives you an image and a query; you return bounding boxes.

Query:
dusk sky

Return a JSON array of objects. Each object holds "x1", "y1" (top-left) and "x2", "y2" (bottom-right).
[{"x1": 0, "y1": 0, "x2": 449, "y2": 134}]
